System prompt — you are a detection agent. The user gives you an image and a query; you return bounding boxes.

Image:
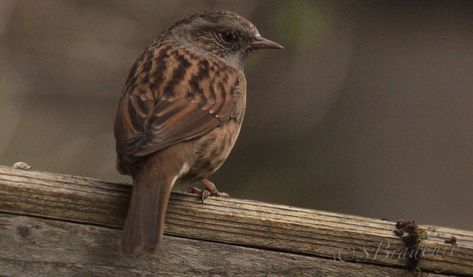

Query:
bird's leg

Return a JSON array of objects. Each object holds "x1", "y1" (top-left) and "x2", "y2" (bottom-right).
[
  {"x1": 190, "y1": 179, "x2": 230, "y2": 203},
  {"x1": 190, "y1": 186, "x2": 211, "y2": 203},
  {"x1": 190, "y1": 186, "x2": 202, "y2": 194},
  {"x1": 202, "y1": 178, "x2": 230, "y2": 198}
]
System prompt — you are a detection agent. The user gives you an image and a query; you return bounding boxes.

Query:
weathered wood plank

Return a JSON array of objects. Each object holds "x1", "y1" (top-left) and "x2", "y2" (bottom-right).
[
  {"x1": 0, "y1": 165, "x2": 472, "y2": 275},
  {"x1": 0, "y1": 214, "x2": 446, "y2": 276}
]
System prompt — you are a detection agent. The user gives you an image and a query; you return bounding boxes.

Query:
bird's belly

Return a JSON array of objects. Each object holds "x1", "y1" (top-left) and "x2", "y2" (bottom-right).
[{"x1": 183, "y1": 120, "x2": 242, "y2": 184}]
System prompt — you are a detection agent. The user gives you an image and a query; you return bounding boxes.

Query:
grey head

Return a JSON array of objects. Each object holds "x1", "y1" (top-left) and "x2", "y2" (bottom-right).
[{"x1": 166, "y1": 10, "x2": 283, "y2": 70}]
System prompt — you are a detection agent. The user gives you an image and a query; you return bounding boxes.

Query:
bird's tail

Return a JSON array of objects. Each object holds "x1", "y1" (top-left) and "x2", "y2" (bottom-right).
[{"x1": 121, "y1": 166, "x2": 173, "y2": 255}]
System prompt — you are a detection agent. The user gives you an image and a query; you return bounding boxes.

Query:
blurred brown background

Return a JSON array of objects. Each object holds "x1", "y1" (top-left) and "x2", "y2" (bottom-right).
[{"x1": 1, "y1": 0, "x2": 472, "y2": 229}]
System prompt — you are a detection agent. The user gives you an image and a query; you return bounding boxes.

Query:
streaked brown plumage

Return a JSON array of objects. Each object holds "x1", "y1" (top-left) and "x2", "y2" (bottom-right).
[{"x1": 114, "y1": 10, "x2": 283, "y2": 255}]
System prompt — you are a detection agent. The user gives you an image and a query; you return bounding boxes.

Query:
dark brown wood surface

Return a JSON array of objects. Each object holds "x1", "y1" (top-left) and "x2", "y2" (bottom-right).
[{"x1": 0, "y1": 165, "x2": 472, "y2": 276}]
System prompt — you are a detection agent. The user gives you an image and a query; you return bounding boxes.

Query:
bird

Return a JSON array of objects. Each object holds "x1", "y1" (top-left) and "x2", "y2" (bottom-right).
[{"x1": 114, "y1": 10, "x2": 283, "y2": 255}]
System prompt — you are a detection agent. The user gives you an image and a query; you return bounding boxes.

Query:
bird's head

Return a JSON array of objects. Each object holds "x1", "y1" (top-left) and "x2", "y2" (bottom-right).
[{"x1": 168, "y1": 10, "x2": 283, "y2": 69}]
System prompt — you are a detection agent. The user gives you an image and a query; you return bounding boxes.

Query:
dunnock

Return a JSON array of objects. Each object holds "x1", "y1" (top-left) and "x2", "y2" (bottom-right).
[{"x1": 114, "y1": 10, "x2": 283, "y2": 255}]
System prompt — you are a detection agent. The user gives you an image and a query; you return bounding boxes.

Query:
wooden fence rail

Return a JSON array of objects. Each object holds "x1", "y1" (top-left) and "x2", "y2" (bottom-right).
[{"x1": 0, "y1": 165, "x2": 472, "y2": 276}]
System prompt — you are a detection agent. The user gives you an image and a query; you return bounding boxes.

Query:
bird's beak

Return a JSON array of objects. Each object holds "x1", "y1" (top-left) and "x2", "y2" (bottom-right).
[{"x1": 250, "y1": 36, "x2": 284, "y2": 50}]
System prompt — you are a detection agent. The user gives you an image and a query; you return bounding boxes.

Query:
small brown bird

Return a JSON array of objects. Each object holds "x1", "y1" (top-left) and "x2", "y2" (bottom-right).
[{"x1": 114, "y1": 10, "x2": 283, "y2": 255}]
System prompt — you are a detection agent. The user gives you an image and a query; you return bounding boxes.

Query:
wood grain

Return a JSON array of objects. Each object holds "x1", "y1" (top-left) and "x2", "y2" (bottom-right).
[
  {"x1": 0, "y1": 214, "x2": 447, "y2": 276},
  {"x1": 0, "y1": 165, "x2": 472, "y2": 276}
]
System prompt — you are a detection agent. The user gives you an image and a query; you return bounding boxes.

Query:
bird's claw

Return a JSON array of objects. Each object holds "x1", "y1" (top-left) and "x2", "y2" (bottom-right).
[{"x1": 190, "y1": 180, "x2": 230, "y2": 204}]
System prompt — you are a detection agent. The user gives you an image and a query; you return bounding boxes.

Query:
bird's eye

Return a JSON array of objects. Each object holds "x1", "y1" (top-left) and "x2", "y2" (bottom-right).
[{"x1": 221, "y1": 31, "x2": 237, "y2": 43}]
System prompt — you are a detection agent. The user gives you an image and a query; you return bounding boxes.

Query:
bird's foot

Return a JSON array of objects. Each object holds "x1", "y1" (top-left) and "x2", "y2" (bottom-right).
[
  {"x1": 190, "y1": 179, "x2": 230, "y2": 203},
  {"x1": 203, "y1": 178, "x2": 230, "y2": 198},
  {"x1": 190, "y1": 186, "x2": 211, "y2": 203}
]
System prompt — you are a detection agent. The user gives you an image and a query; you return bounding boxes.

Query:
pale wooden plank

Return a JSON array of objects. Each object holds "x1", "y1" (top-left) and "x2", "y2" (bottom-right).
[
  {"x1": 0, "y1": 165, "x2": 471, "y2": 275},
  {"x1": 0, "y1": 214, "x2": 446, "y2": 277}
]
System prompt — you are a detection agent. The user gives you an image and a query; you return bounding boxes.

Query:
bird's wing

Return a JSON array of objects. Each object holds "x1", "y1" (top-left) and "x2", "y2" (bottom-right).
[{"x1": 114, "y1": 46, "x2": 245, "y2": 162}]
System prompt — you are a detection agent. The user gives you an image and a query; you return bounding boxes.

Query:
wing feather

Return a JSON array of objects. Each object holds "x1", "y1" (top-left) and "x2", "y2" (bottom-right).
[{"x1": 114, "y1": 45, "x2": 245, "y2": 163}]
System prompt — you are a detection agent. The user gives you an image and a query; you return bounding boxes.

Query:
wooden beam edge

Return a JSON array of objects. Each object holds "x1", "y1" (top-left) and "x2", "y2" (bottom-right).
[{"x1": 0, "y1": 165, "x2": 472, "y2": 275}]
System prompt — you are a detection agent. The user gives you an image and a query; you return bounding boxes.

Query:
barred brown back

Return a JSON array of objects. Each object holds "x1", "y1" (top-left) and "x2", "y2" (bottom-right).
[
  {"x1": 114, "y1": 10, "x2": 281, "y2": 254},
  {"x1": 115, "y1": 42, "x2": 244, "y2": 168}
]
